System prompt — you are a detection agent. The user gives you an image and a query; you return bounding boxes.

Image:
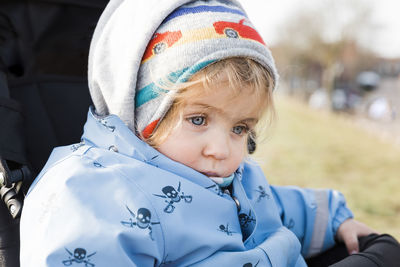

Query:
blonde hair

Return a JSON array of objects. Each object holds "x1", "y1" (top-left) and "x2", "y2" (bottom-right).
[{"x1": 145, "y1": 57, "x2": 275, "y2": 147}]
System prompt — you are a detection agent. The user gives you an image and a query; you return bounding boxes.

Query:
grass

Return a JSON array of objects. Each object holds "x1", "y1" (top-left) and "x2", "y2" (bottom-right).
[{"x1": 253, "y1": 95, "x2": 400, "y2": 240}]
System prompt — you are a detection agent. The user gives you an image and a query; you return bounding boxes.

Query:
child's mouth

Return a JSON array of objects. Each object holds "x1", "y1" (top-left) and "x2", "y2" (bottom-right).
[{"x1": 201, "y1": 171, "x2": 220, "y2": 178}]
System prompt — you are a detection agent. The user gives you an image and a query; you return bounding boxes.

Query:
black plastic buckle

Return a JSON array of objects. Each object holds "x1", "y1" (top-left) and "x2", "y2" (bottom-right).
[{"x1": 0, "y1": 159, "x2": 30, "y2": 218}]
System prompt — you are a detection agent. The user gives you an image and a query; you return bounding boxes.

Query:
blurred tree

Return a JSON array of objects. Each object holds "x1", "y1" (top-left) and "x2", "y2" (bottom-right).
[{"x1": 271, "y1": 0, "x2": 379, "y2": 106}]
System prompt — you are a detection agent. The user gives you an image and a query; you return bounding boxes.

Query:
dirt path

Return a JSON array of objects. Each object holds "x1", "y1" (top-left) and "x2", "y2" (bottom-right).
[{"x1": 352, "y1": 117, "x2": 400, "y2": 147}]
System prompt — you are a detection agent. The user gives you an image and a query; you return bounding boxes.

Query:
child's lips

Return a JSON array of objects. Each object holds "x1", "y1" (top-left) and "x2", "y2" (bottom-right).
[{"x1": 201, "y1": 171, "x2": 220, "y2": 178}]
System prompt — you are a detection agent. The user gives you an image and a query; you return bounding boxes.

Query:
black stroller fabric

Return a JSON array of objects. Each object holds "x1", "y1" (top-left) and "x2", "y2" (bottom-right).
[{"x1": 0, "y1": 1, "x2": 108, "y2": 266}]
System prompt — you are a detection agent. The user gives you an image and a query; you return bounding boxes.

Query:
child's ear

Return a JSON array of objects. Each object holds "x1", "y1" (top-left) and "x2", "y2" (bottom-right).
[{"x1": 247, "y1": 132, "x2": 256, "y2": 154}]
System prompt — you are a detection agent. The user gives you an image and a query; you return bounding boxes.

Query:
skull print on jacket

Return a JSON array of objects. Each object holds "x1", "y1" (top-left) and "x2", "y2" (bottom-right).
[{"x1": 20, "y1": 109, "x2": 354, "y2": 266}]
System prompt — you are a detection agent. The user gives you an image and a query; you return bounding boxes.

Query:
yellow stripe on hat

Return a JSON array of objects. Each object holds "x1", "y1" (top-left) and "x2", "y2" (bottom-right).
[{"x1": 174, "y1": 27, "x2": 223, "y2": 46}]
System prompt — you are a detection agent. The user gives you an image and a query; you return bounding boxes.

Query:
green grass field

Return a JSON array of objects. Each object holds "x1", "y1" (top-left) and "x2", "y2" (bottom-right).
[{"x1": 253, "y1": 95, "x2": 400, "y2": 240}]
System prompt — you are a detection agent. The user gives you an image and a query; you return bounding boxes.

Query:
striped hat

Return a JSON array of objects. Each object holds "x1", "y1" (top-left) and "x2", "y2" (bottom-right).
[
  {"x1": 136, "y1": 0, "x2": 278, "y2": 138},
  {"x1": 88, "y1": 0, "x2": 278, "y2": 136}
]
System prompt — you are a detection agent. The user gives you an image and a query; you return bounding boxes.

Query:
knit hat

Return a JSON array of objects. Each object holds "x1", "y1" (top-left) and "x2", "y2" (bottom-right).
[{"x1": 88, "y1": 0, "x2": 278, "y2": 136}]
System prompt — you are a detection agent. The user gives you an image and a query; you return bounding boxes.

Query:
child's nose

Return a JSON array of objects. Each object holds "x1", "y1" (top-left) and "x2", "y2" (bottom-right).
[{"x1": 202, "y1": 130, "x2": 230, "y2": 160}]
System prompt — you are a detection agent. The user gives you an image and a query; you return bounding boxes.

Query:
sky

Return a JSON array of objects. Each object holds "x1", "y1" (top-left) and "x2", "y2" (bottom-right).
[{"x1": 241, "y1": 0, "x2": 400, "y2": 58}]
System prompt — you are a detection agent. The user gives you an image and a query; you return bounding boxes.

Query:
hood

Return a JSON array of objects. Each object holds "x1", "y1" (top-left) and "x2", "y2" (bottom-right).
[{"x1": 88, "y1": 0, "x2": 278, "y2": 132}]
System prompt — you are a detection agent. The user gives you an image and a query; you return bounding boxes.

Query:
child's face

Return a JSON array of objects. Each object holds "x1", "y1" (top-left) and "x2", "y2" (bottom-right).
[{"x1": 156, "y1": 78, "x2": 265, "y2": 178}]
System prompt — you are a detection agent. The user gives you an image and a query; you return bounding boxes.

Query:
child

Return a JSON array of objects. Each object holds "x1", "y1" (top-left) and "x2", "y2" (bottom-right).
[{"x1": 20, "y1": 0, "x2": 400, "y2": 266}]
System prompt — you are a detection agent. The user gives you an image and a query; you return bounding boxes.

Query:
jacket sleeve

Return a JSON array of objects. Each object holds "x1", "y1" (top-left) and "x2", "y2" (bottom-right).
[
  {"x1": 270, "y1": 185, "x2": 354, "y2": 258},
  {"x1": 189, "y1": 226, "x2": 306, "y2": 267},
  {"x1": 20, "y1": 152, "x2": 164, "y2": 267}
]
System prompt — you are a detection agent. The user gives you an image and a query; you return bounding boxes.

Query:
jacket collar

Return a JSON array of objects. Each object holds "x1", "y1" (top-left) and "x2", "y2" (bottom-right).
[{"x1": 82, "y1": 107, "x2": 244, "y2": 187}]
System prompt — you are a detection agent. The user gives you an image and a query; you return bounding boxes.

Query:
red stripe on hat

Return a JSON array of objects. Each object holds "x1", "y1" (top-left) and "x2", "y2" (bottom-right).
[
  {"x1": 213, "y1": 19, "x2": 265, "y2": 45},
  {"x1": 142, "y1": 119, "x2": 160, "y2": 139},
  {"x1": 142, "y1": 30, "x2": 182, "y2": 63}
]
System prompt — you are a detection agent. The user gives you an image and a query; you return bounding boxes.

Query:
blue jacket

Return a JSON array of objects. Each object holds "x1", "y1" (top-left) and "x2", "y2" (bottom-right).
[{"x1": 20, "y1": 108, "x2": 353, "y2": 266}]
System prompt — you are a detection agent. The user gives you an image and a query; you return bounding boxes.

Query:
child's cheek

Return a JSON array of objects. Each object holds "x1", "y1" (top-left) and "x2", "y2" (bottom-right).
[{"x1": 232, "y1": 138, "x2": 248, "y2": 163}]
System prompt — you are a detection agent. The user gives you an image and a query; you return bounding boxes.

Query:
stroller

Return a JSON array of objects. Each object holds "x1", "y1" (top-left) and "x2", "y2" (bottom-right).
[
  {"x1": 0, "y1": 2, "x2": 261, "y2": 266},
  {"x1": 0, "y1": 1, "x2": 108, "y2": 266}
]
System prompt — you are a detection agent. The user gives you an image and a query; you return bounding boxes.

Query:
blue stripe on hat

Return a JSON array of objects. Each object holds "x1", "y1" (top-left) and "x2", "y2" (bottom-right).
[
  {"x1": 164, "y1": 5, "x2": 246, "y2": 24},
  {"x1": 174, "y1": 59, "x2": 216, "y2": 83},
  {"x1": 135, "y1": 83, "x2": 164, "y2": 108},
  {"x1": 136, "y1": 59, "x2": 216, "y2": 107}
]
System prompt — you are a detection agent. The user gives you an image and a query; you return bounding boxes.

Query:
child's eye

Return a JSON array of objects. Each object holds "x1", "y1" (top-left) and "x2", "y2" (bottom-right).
[
  {"x1": 232, "y1": 125, "x2": 248, "y2": 135},
  {"x1": 189, "y1": 116, "x2": 206, "y2": 126}
]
